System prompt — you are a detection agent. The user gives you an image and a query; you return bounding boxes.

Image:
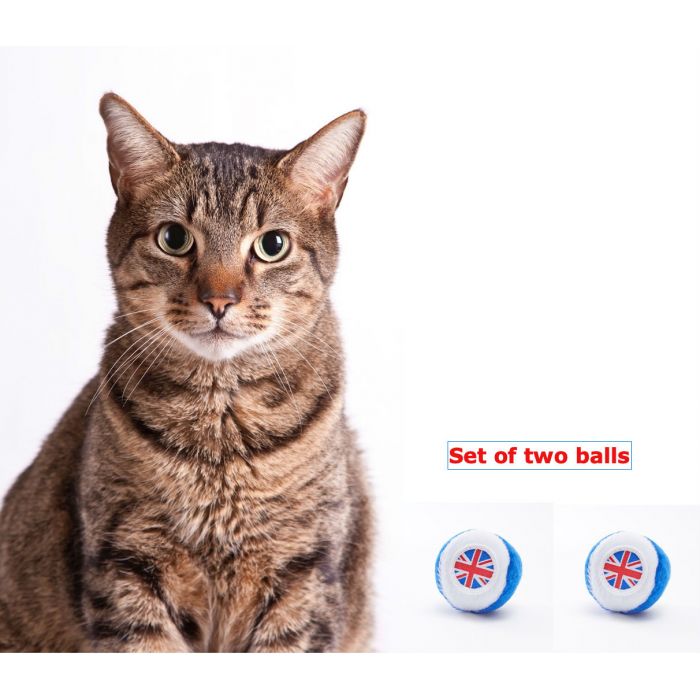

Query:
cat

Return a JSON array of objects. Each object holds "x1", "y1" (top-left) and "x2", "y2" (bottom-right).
[{"x1": 0, "y1": 93, "x2": 372, "y2": 652}]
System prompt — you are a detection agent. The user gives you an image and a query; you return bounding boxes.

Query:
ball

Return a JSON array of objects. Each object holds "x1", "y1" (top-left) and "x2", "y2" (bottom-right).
[
  {"x1": 585, "y1": 530, "x2": 671, "y2": 613},
  {"x1": 435, "y1": 529, "x2": 522, "y2": 613}
]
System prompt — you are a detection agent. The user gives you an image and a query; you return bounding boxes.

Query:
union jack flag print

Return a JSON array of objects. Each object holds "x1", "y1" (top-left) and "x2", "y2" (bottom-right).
[
  {"x1": 603, "y1": 549, "x2": 643, "y2": 590},
  {"x1": 454, "y1": 548, "x2": 495, "y2": 589}
]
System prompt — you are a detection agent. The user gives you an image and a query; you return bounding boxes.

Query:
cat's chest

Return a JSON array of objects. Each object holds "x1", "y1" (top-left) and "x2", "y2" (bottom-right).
[
  {"x1": 159, "y1": 443, "x2": 340, "y2": 556},
  {"x1": 156, "y1": 379, "x2": 333, "y2": 465},
  {"x1": 116, "y1": 376, "x2": 345, "y2": 550},
  {"x1": 162, "y1": 457, "x2": 277, "y2": 550}
]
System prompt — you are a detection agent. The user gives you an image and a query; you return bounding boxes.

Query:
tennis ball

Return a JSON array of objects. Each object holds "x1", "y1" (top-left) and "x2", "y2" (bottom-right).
[
  {"x1": 435, "y1": 529, "x2": 522, "y2": 613},
  {"x1": 585, "y1": 530, "x2": 670, "y2": 613}
]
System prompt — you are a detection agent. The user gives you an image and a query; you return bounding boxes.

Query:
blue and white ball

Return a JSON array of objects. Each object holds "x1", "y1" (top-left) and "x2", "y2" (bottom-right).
[
  {"x1": 435, "y1": 529, "x2": 522, "y2": 613},
  {"x1": 585, "y1": 531, "x2": 670, "y2": 614}
]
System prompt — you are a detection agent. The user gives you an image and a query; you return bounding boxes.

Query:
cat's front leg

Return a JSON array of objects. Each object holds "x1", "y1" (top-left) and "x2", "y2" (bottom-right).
[
  {"x1": 81, "y1": 539, "x2": 203, "y2": 653},
  {"x1": 246, "y1": 595, "x2": 338, "y2": 653},
  {"x1": 243, "y1": 552, "x2": 341, "y2": 653}
]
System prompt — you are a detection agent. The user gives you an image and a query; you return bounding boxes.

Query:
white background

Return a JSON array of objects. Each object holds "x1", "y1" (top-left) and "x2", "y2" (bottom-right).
[{"x1": 0, "y1": 0, "x2": 699, "y2": 667}]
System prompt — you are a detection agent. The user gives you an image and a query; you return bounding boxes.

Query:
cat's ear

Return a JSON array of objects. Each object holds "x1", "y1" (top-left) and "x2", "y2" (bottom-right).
[
  {"x1": 99, "y1": 93, "x2": 180, "y2": 201},
  {"x1": 277, "y1": 110, "x2": 366, "y2": 210}
]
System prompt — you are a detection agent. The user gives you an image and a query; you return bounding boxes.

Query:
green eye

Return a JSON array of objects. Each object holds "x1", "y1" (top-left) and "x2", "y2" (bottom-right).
[
  {"x1": 157, "y1": 223, "x2": 194, "y2": 256},
  {"x1": 253, "y1": 230, "x2": 290, "y2": 262}
]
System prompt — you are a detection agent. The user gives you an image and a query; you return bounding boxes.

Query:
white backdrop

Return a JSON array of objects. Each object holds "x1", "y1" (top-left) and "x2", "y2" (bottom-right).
[{"x1": 0, "y1": 17, "x2": 698, "y2": 654}]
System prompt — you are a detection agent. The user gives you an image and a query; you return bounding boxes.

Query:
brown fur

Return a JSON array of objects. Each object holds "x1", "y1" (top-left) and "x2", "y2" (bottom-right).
[{"x1": 0, "y1": 94, "x2": 372, "y2": 652}]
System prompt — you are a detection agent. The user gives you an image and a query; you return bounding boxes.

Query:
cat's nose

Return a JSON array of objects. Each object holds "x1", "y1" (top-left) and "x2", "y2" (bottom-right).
[{"x1": 199, "y1": 291, "x2": 240, "y2": 320}]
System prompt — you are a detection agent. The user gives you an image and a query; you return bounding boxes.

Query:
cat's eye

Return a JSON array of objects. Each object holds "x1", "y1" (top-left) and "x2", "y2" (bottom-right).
[
  {"x1": 252, "y1": 230, "x2": 290, "y2": 263},
  {"x1": 157, "y1": 223, "x2": 194, "y2": 256}
]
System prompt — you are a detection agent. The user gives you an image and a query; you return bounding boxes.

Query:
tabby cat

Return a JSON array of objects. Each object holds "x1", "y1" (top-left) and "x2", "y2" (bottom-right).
[{"x1": 0, "y1": 94, "x2": 372, "y2": 652}]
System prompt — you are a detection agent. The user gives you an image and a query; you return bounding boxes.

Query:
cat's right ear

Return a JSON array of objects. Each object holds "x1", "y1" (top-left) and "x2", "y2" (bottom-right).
[
  {"x1": 99, "y1": 93, "x2": 180, "y2": 202},
  {"x1": 277, "y1": 110, "x2": 366, "y2": 211}
]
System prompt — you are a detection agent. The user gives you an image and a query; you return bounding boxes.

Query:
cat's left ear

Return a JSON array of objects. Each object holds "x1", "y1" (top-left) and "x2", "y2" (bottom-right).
[
  {"x1": 99, "y1": 92, "x2": 180, "y2": 202},
  {"x1": 278, "y1": 110, "x2": 366, "y2": 210}
]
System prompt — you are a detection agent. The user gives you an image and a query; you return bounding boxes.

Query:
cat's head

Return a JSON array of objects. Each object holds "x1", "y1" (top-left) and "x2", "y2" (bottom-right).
[{"x1": 99, "y1": 93, "x2": 365, "y2": 362}]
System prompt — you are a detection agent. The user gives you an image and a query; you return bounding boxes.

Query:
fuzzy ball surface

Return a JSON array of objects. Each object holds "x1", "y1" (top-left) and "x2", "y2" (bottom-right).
[
  {"x1": 435, "y1": 529, "x2": 522, "y2": 613},
  {"x1": 585, "y1": 531, "x2": 670, "y2": 613}
]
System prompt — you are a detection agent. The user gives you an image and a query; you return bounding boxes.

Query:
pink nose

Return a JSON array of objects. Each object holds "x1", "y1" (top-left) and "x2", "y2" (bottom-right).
[{"x1": 199, "y1": 291, "x2": 240, "y2": 320}]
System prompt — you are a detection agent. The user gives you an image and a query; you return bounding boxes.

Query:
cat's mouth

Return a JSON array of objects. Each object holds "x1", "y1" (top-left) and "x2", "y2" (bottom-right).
[
  {"x1": 169, "y1": 322, "x2": 274, "y2": 362},
  {"x1": 191, "y1": 327, "x2": 239, "y2": 339}
]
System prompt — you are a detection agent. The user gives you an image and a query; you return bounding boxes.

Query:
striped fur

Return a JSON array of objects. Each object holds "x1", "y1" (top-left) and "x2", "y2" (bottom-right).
[{"x1": 0, "y1": 95, "x2": 372, "y2": 652}]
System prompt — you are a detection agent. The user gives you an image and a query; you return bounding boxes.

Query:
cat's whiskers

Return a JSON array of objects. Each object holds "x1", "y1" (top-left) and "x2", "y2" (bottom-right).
[
  {"x1": 150, "y1": 337, "x2": 178, "y2": 390},
  {"x1": 103, "y1": 316, "x2": 164, "y2": 348},
  {"x1": 273, "y1": 333, "x2": 334, "y2": 402},
  {"x1": 125, "y1": 331, "x2": 179, "y2": 403},
  {"x1": 112, "y1": 306, "x2": 164, "y2": 320},
  {"x1": 85, "y1": 323, "x2": 168, "y2": 414},
  {"x1": 259, "y1": 343, "x2": 289, "y2": 403},
  {"x1": 106, "y1": 326, "x2": 167, "y2": 383},
  {"x1": 276, "y1": 316, "x2": 341, "y2": 353},
  {"x1": 275, "y1": 318, "x2": 342, "y2": 359},
  {"x1": 275, "y1": 328, "x2": 337, "y2": 361},
  {"x1": 261, "y1": 341, "x2": 302, "y2": 423},
  {"x1": 117, "y1": 326, "x2": 176, "y2": 401}
]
